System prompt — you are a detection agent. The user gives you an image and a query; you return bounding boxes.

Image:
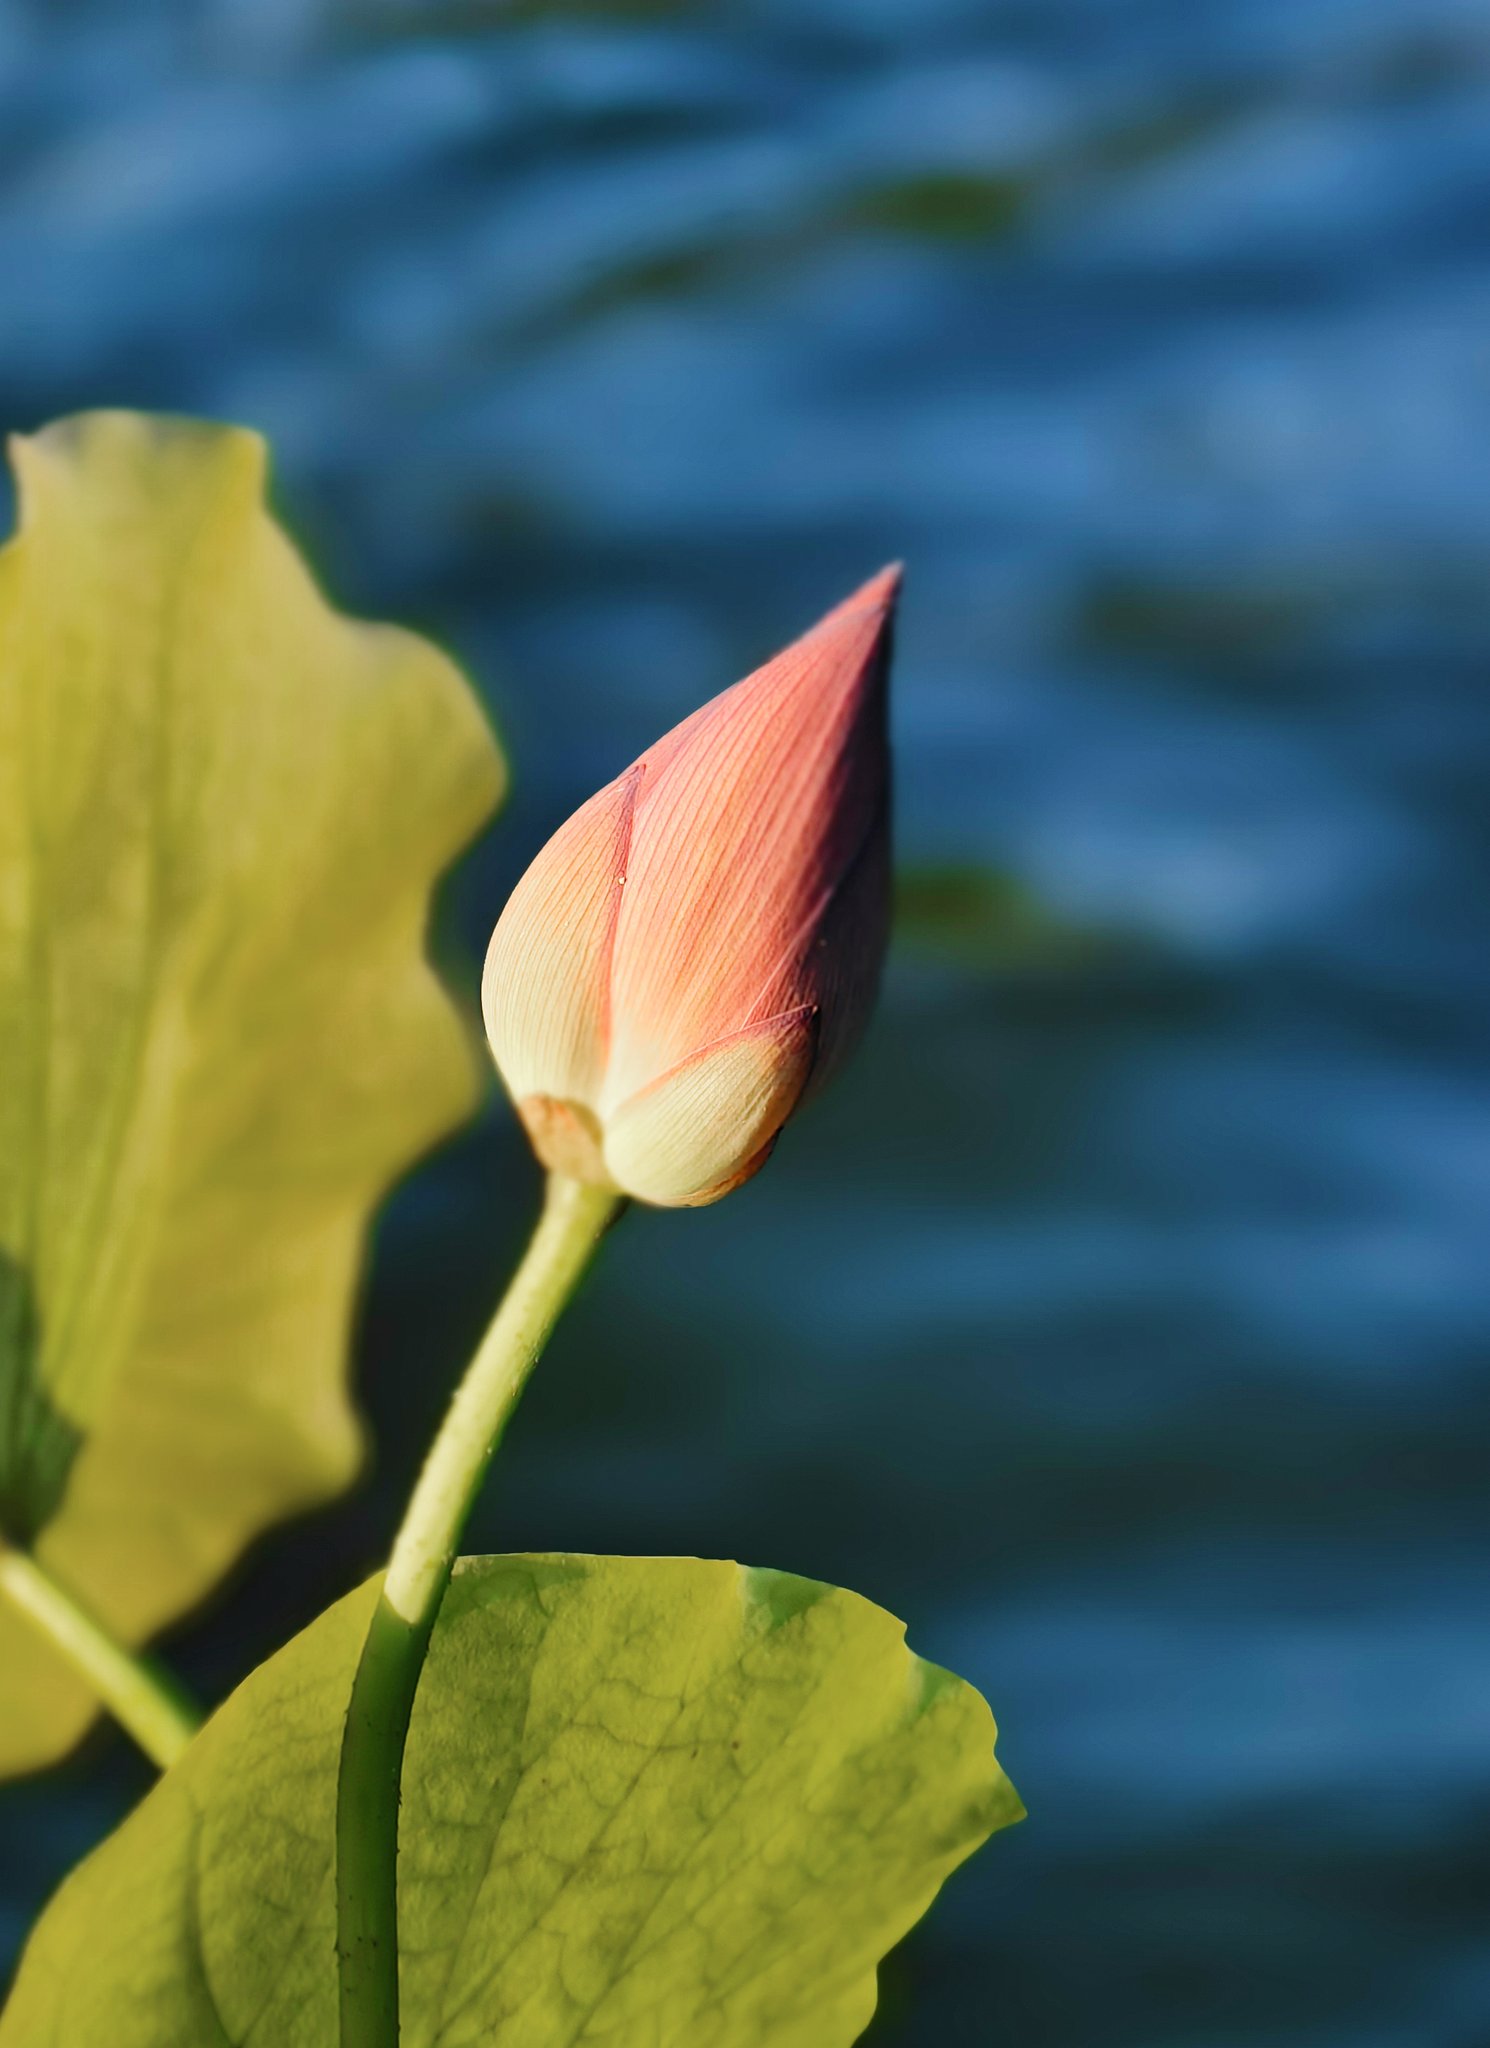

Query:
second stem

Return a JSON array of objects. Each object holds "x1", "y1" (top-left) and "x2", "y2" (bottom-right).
[
  {"x1": 0, "y1": 1542, "x2": 199, "y2": 1769},
  {"x1": 334, "y1": 1172, "x2": 621, "y2": 2048}
]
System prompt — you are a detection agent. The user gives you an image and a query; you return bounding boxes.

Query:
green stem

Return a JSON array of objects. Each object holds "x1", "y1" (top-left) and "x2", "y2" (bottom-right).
[
  {"x1": 0, "y1": 1541, "x2": 200, "y2": 1769},
  {"x1": 335, "y1": 1172, "x2": 622, "y2": 2048}
]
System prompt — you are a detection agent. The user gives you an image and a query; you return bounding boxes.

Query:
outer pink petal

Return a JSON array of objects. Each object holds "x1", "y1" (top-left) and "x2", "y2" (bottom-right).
[
  {"x1": 600, "y1": 566, "x2": 897, "y2": 1110},
  {"x1": 795, "y1": 779, "x2": 891, "y2": 1102},
  {"x1": 601, "y1": 1005, "x2": 817, "y2": 1207},
  {"x1": 481, "y1": 765, "x2": 640, "y2": 1110}
]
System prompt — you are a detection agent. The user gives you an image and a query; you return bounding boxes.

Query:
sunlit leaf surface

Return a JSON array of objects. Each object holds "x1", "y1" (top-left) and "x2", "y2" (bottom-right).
[
  {"x1": 1, "y1": 1553, "x2": 1020, "y2": 2045},
  {"x1": 0, "y1": 413, "x2": 504, "y2": 1775}
]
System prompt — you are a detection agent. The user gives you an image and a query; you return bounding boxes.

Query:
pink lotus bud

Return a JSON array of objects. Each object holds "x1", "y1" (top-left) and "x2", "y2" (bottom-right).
[{"x1": 482, "y1": 566, "x2": 899, "y2": 1207}]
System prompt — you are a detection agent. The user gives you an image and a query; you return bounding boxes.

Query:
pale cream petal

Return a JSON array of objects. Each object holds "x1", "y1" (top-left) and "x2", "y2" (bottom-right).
[
  {"x1": 602, "y1": 1005, "x2": 816, "y2": 1208},
  {"x1": 600, "y1": 568, "x2": 897, "y2": 1109},
  {"x1": 481, "y1": 765, "x2": 640, "y2": 1109}
]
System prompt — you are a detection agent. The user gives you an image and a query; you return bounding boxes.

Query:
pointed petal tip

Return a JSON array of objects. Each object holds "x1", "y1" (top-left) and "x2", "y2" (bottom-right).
[
  {"x1": 833, "y1": 561, "x2": 903, "y2": 621},
  {"x1": 796, "y1": 564, "x2": 902, "y2": 657},
  {"x1": 864, "y1": 560, "x2": 905, "y2": 605}
]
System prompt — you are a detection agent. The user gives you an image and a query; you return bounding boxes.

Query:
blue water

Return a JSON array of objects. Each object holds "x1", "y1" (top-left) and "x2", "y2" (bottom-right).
[{"x1": 2, "y1": 3, "x2": 1489, "y2": 2043}]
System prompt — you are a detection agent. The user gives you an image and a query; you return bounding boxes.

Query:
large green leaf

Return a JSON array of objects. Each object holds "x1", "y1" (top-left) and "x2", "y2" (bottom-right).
[
  {"x1": 1, "y1": 1553, "x2": 1021, "y2": 2045},
  {"x1": 0, "y1": 413, "x2": 504, "y2": 1774}
]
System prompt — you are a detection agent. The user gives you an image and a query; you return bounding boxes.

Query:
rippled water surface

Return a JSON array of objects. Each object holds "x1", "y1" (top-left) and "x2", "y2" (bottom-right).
[{"x1": 2, "y1": 3, "x2": 1488, "y2": 2043}]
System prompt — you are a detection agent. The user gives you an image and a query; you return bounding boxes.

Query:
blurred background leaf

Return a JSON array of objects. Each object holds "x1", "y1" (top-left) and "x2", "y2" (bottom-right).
[
  {"x1": 893, "y1": 864, "x2": 1115, "y2": 977},
  {"x1": 0, "y1": 413, "x2": 503, "y2": 1776},
  {"x1": 1, "y1": 1554, "x2": 1019, "y2": 2047}
]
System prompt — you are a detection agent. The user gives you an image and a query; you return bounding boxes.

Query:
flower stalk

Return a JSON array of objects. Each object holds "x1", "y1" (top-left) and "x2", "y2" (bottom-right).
[{"x1": 335, "y1": 1172, "x2": 621, "y2": 2048}]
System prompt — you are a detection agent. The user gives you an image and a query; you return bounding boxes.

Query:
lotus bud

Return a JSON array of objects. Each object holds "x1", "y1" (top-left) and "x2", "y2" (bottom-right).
[{"x1": 482, "y1": 566, "x2": 899, "y2": 1207}]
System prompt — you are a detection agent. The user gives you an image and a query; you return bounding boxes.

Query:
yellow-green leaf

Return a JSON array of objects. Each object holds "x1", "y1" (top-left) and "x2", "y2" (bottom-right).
[
  {"x1": 0, "y1": 1554, "x2": 1020, "y2": 2045},
  {"x1": 0, "y1": 412, "x2": 504, "y2": 1776}
]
